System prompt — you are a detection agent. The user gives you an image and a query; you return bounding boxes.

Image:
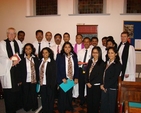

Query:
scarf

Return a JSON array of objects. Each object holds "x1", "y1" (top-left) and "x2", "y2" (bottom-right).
[
  {"x1": 4, "y1": 39, "x2": 20, "y2": 58},
  {"x1": 4, "y1": 39, "x2": 20, "y2": 91},
  {"x1": 118, "y1": 41, "x2": 130, "y2": 81},
  {"x1": 74, "y1": 43, "x2": 84, "y2": 53}
]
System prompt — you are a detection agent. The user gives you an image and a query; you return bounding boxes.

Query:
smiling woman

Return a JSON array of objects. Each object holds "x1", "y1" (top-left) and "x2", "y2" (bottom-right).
[{"x1": 56, "y1": 42, "x2": 79, "y2": 113}]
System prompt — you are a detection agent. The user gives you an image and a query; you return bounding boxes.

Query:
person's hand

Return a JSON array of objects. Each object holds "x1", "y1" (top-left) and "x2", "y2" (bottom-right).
[
  {"x1": 62, "y1": 78, "x2": 67, "y2": 83},
  {"x1": 74, "y1": 79, "x2": 78, "y2": 84},
  {"x1": 17, "y1": 82, "x2": 22, "y2": 86},
  {"x1": 100, "y1": 85, "x2": 107, "y2": 93},
  {"x1": 12, "y1": 60, "x2": 19, "y2": 66},
  {"x1": 87, "y1": 83, "x2": 92, "y2": 88},
  {"x1": 125, "y1": 74, "x2": 129, "y2": 78}
]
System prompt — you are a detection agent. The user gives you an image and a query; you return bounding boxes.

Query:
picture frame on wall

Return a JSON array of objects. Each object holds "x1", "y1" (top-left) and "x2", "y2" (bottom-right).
[{"x1": 124, "y1": 24, "x2": 134, "y2": 38}]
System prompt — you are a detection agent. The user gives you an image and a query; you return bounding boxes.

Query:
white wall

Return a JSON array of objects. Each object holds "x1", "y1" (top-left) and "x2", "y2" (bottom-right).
[
  {"x1": 0, "y1": 0, "x2": 141, "y2": 63},
  {"x1": 0, "y1": 0, "x2": 141, "y2": 44}
]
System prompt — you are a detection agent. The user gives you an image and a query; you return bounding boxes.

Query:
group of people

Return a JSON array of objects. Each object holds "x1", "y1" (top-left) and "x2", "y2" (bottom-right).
[{"x1": 0, "y1": 27, "x2": 136, "y2": 113}]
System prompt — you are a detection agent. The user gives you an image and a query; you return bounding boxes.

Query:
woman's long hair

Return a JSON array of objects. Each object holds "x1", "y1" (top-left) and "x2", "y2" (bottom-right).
[
  {"x1": 39, "y1": 47, "x2": 54, "y2": 61},
  {"x1": 22, "y1": 43, "x2": 36, "y2": 56},
  {"x1": 60, "y1": 42, "x2": 77, "y2": 57}
]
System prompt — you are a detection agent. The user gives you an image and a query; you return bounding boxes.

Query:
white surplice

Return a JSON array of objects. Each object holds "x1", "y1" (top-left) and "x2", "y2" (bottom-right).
[
  {"x1": 118, "y1": 44, "x2": 136, "y2": 81},
  {"x1": 0, "y1": 40, "x2": 22, "y2": 88}
]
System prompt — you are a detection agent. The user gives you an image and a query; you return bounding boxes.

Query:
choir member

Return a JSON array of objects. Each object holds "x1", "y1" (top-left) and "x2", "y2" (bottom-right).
[
  {"x1": 39, "y1": 47, "x2": 57, "y2": 113},
  {"x1": 56, "y1": 42, "x2": 79, "y2": 113},
  {"x1": 77, "y1": 37, "x2": 92, "y2": 106},
  {"x1": 118, "y1": 31, "x2": 136, "y2": 81},
  {"x1": 0, "y1": 27, "x2": 23, "y2": 113},
  {"x1": 51, "y1": 33, "x2": 62, "y2": 59},
  {"x1": 100, "y1": 47, "x2": 122, "y2": 113},
  {"x1": 45, "y1": 31, "x2": 55, "y2": 47},
  {"x1": 32, "y1": 30, "x2": 46, "y2": 57},
  {"x1": 85, "y1": 46, "x2": 105, "y2": 113},
  {"x1": 19, "y1": 43, "x2": 39, "y2": 111},
  {"x1": 73, "y1": 34, "x2": 84, "y2": 54}
]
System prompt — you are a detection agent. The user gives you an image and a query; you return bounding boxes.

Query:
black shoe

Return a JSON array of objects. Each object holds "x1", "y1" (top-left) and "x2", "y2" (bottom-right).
[{"x1": 32, "y1": 108, "x2": 38, "y2": 111}]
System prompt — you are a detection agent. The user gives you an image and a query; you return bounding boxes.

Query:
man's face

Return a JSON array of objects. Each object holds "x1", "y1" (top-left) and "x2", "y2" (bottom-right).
[
  {"x1": 54, "y1": 35, "x2": 61, "y2": 45},
  {"x1": 45, "y1": 32, "x2": 52, "y2": 42},
  {"x1": 18, "y1": 33, "x2": 25, "y2": 42},
  {"x1": 36, "y1": 32, "x2": 43, "y2": 42},
  {"x1": 121, "y1": 34, "x2": 128, "y2": 43},
  {"x1": 83, "y1": 39, "x2": 91, "y2": 49},
  {"x1": 91, "y1": 39, "x2": 98, "y2": 46},
  {"x1": 7, "y1": 29, "x2": 16, "y2": 41},
  {"x1": 76, "y1": 35, "x2": 83, "y2": 44},
  {"x1": 63, "y1": 34, "x2": 70, "y2": 42},
  {"x1": 102, "y1": 39, "x2": 107, "y2": 47}
]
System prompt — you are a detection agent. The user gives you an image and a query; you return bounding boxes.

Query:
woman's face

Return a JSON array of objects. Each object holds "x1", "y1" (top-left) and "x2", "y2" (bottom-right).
[
  {"x1": 108, "y1": 49, "x2": 117, "y2": 61},
  {"x1": 64, "y1": 44, "x2": 71, "y2": 54},
  {"x1": 25, "y1": 45, "x2": 32, "y2": 55},
  {"x1": 107, "y1": 41, "x2": 115, "y2": 48},
  {"x1": 92, "y1": 49, "x2": 99, "y2": 60},
  {"x1": 42, "y1": 49, "x2": 49, "y2": 59}
]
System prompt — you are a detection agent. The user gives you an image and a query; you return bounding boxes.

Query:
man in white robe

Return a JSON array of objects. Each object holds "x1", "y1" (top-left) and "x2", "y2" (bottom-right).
[
  {"x1": 118, "y1": 31, "x2": 136, "y2": 81},
  {"x1": 0, "y1": 27, "x2": 23, "y2": 113}
]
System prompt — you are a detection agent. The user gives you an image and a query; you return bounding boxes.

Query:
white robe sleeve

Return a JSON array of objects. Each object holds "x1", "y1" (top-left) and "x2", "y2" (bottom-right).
[
  {"x1": 0, "y1": 41, "x2": 13, "y2": 88},
  {"x1": 124, "y1": 45, "x2": 136, "y2": 81}
]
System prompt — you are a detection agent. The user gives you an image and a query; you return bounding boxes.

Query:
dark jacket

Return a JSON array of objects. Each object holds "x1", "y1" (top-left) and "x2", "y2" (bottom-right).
[
  {"x1": 56, "y1": 53, "x2": 79, "y2": 84},
  {"x1": 19, "y1": 55, "x2": 39, "y2": 84},
  {"x1": 39, "y1": 60, "x2": 57, "y2": 89},
  {"x1": 85, "y1": 59, "x2": 105, "y2": 85},
  {"x1": 101, "y1": 61, "x2": 122, "y2": 89}
]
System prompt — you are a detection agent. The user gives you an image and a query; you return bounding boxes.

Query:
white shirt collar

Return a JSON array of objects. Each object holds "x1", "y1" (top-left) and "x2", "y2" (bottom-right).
[
  {"x1": 107, "y1": 60, "x2": 115, "y2": 65},
  {"x1": 42, "y1": 57, "x2": 51, "y2": 62},
  {"x1": 84, "y1": 47, "x2": 90, "y2": 51},
  {"x1": 24, "y1": 54, "x2": 35, "y2": 58},
  {"x1": 92, "y1": 58, "x2": 98, "y2": 63}
]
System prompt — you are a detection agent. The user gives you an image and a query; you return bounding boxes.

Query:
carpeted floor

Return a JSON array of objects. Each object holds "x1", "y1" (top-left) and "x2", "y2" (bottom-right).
[
  {"x1": 53, "y1": 99, "x2": 87, "y2": 113},
  {"x1": 0, "y1": 98, "x2": 87, "y2": 113}
]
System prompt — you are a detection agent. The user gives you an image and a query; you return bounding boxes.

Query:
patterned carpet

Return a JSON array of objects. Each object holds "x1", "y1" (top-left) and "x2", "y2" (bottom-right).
[{"x1": 53, "y1": 99, "x2": 87, "y2": 113}]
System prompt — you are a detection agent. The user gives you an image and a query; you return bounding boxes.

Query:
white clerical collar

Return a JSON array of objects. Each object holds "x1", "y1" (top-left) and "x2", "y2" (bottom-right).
[{"x1": 42, "y1": 57, "x2": 51, "y2": 62}]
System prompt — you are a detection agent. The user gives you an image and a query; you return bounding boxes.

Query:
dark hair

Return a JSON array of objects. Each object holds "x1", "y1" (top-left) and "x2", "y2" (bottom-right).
[
  {"x1": 106, "y1": 39, "x2": 117, "y2": 49},
  {"x1": 54, "y1": 33, "x2": 62, "y2": 39},
  {"x1": 61, "y1": 42, "x2": 77, "y2": 57},
  {"x1": 102, "y1": 37, "x2": 107, "y2": 40},
  {"x1": 121, "y1": 31, "x2": 129, "y2": 37},
  {"x1": 91, "y1": 37, "x2": 98, "y2": 42},
  {"x1": 18, "y1": 31, "x2": 25, "y2": 36},
  {"x1": 106, "y1": 47, "x2": 120, "y2": 63},
  {"x1": 22, "y1": 43, "x2": 36, "y2": 56},
  {"x1": 91, "y1": 46, "x2": 103, "y2": 65},
  {"x1": 76, "y1": 34, "x2": 83, "y2": 38},
  {"x1": 39, "y1": 47, "x2": 54, "y2": 61},
  {"x1": 63, "y1": 32, "x2": 70, "y2": 37},
  {"x1": 36, "y1": 30, "x2": 43, "y2": 36},
  {"x1": 83, "y1": 37, "x2": 91, "y2": 42},
  {"x1": 107, "y1": 36, "x2": 114, "y2": 40}
]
